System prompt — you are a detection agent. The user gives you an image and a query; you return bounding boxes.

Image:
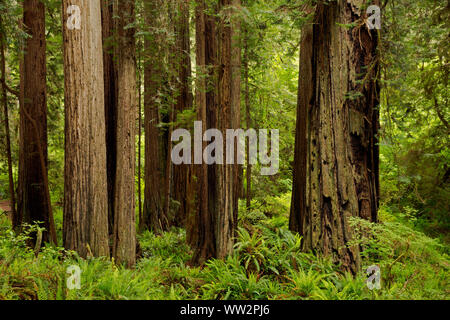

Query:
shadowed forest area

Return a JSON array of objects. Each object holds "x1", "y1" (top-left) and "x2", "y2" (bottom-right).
[{"x1": 0, "y1": 0, "x2": 448, "y2": 300}]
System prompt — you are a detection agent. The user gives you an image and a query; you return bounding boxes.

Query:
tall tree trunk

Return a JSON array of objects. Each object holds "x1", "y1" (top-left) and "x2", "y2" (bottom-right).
[
  {"x1": 189, "y1": 0, "x2": 217, "y2": 263},
  {"x1": 18, "y1": 0, "x2": 56, "y2": 245},
  {"x1": 215, "y1": 0, "x2": 235, "y2": 259},
  {"x1": 0, "y1": 13, "x2": 17, "y2": 229},
  {"x1": 244, "y1": 26, "x2": 251, "y2": 210},
  {"x1": 101, "y1": 0, "x2": 118, "y2": 238},
  {"x1": 112, "y1": 0, "x2": 137, "y2": 267},
  {"x1": 62, "y1": 0, "x2": 109, "y2": 258},
  {"x1": 230, "y1": 0, "x2": 241, "y2": 233},
  {"x1": 143, "y1": 0, "x2": 169, "y2": 233},
  {"x1": 289, "y1": 0, "x2": 380, "y2": 274},
  {"x1": 137, "y1": 40, "x2": 143, "y2": 228},
  {"x1": 172, "y1": 0, "x2": 193, "y2": 228}
]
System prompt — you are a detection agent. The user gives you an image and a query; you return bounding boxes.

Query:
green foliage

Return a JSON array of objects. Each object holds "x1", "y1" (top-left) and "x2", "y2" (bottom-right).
[{"x1": 0, "y1": 195, "x2": 449, "y2": 300}]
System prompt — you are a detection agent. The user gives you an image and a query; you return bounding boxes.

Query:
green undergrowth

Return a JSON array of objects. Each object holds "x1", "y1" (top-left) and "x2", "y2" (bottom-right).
[{"x1": 0, "y1": 194, "x2": 448, "y2": 300}]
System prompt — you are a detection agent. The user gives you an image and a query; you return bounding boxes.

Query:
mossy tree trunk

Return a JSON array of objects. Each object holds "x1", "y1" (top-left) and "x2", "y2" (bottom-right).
[{"x1": 290, "y1": 0, "x2": 380, "y2": 274}]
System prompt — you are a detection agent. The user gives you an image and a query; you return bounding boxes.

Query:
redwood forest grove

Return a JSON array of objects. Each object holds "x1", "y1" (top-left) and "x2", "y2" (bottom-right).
[{"x1": 0, "y1": 0, "x2": 448, "y2": 301}]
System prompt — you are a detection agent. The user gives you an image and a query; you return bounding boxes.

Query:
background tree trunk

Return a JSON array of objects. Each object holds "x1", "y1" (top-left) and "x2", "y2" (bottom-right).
[
  {"x1": 189, "y1": 0, "x2": 217, "y2": 263},
  {"x1": 230, "y1": 0, "x2": 242, "y2": 234},
  {"x1": 244, "y1": 26, "x2": 251, "y2": 210},
  {"x1": 101, "y1": 0, "x2": 118, "y2": 238},
  {"x1": 142, "y1": 0, "x2": 168, "y2": 233},
  {"x1": 216, "y1": 0, "x2": 235, "y2": 259},
  {"x1": 112, "y1": 0, "x2": 137, "y2": 267},
  {"x1": 172, "y1": 0, "x2": 193, "y2": 227},
  {"x1": 290, "y1": 0, "x2": 380, "y2": 274},
  {"x1": 62, "y1": 0, "x2": 109, "y2": 258},
  {"x1": 0, "y1": 13, "x2": 17, "y2": 231},
  {"x1": 18, "y1": 0, "x2": 56, "y2": 245}
]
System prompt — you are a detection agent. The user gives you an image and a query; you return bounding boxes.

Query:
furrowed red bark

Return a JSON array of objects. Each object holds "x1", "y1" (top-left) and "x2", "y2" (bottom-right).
[
  {"x1": 112, "y1": 0, "x2": 137, "y2": 267},
  {"x1": 62, "y1": 0, "x2": 109, "y2": 258},
  {"x1": 290, "y1": 0, "x2": 380, "y2": 274},
  {"x1": 172, "y1": 0, "x2": 194, "y2": 227},
  {"x1": 18, "y1": 0, "x2": 56, "y2": 245},
  {"x1": 142, "y1": 0, "x2": 169, "y2": 233}
]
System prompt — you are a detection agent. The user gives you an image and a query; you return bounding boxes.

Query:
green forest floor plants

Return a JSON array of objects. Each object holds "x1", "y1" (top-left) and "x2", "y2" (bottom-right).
[{"x1": 0, "y1": 195, "x2": 448, "y2": 300}]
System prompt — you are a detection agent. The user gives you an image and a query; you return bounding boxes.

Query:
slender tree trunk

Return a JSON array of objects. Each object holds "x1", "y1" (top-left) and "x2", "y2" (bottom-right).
[
  {"x1": 0, "y1": 14, "x2": 17, "y2": 229},
  {"x1": 244, "y1": 27, "x2": 251, "y2": 210},
  {"x1": 172, "y1": 0, "x2": 193, "y2": 227},
  {"x1": 101, "y1": 0, "x2": 118, "y2": 238},
  {"x1": 289, "y1": 0, "x2": 380, "y2": 273},
  {"x1": 137, "y1": 41, "x2": 142, "y2": 228},
  {"x1": 112, "y1": 0, "x2": 137, "y2": 267},
  {"x1": 143, "y1": 0, "x2": 168, "y2": 233},
  {"x1": 18, "y1": 0, "x2": 56, "y2": 245},
  {"x1": 189, "y1": 0, "x2": 217, "y2": 263},
  {"x1": 216, "y1": 0, "x2": 235, "y2": 259},
  {"x1": 62, "y1": 0, "x2": 109, "y2": 258},
  {"x1": 230, "y1": 0, "x2": 241, "y2": 233}
]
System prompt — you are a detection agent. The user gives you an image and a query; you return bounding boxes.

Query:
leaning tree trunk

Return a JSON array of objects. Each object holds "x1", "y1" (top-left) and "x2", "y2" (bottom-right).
[
  {"x1": 290, "y1": 0, "x2": 380, "y2": 274},
  {"x1": 18, "y1": 0, "x2": 56, "y2": 245},
  {"x1": 62, "y1": 0, "x2": 110, "y2": 258},
  {"x1": 112, "y1": 0, "x2": 137, "y2": 267}
]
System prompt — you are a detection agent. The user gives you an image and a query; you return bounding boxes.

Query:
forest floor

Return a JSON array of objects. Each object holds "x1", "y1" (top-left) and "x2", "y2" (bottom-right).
[{"x1": 0, "y1": 193, "x2": 448, "y2": 300}]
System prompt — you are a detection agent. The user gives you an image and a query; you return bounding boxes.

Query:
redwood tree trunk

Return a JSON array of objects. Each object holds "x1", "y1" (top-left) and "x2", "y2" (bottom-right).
[
  {"x1": 112, "y1": 0, "x2": 137, "y2": 267},
  {"x1": 172, "y1": 0, "x2": 193, "y2": 227},
  {"x1": 143, "y1": 0, "x2": 169, "y2": 233},
  {"x1": 62, "y1": 0, "x2": 110, "y2": 258},
  {"x1": 215, "y1": 0, "x2": 236, "y2": 259},
  {"x1": 0, "y1": 13, "x2": 17, "y2": 230},
  {"x1": 230, "y1": 0, "x2": 242, "y2": 234},
  {"x1": 244, "y1": 27, "x2": 251, "y2": 210},
  {"x1": 189, "y1": 0, "x2": 217, "y2": 263},
  {"x1": 18, "y1": 0, "x2": 56, "y2": 245},
  {"x1": 101, "y1": 0, "x2": 118, "y2": 238},
  {"x1": 290, "y1": 0, "x2": 380, "y2": 274}
]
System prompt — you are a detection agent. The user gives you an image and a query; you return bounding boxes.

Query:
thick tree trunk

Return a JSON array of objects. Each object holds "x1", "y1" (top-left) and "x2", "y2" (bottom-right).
[
  {"x1": 101, "y1": 0, "x2": 118, "y2": 238},
  {"x1": 290, "y1": 0, "x2": 380, "y2": 274},
  {"x1": 62, "y1": 0, "x2": 109, "y2": 258},
  {"x1": 112, "y1": 0, "x2": 137, "y2": 267},
  {"x1": 172, "y1": 0, "x2": 193, "y2": 227},
  {"x1": 18, "y1": 0, "x2": 56, "y2": 245},
  {"x1": 143, "y1": 0, "x2": 169, "y2": 233}
]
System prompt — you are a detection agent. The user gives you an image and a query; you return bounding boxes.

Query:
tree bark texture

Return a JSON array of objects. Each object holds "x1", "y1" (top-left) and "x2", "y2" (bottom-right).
[
  {"x1": 62, "y1": 0, "x2": 110, "y2": 258},
  {"x1": 290, "y1": 0, "x2": 380, "y2": 273}
]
